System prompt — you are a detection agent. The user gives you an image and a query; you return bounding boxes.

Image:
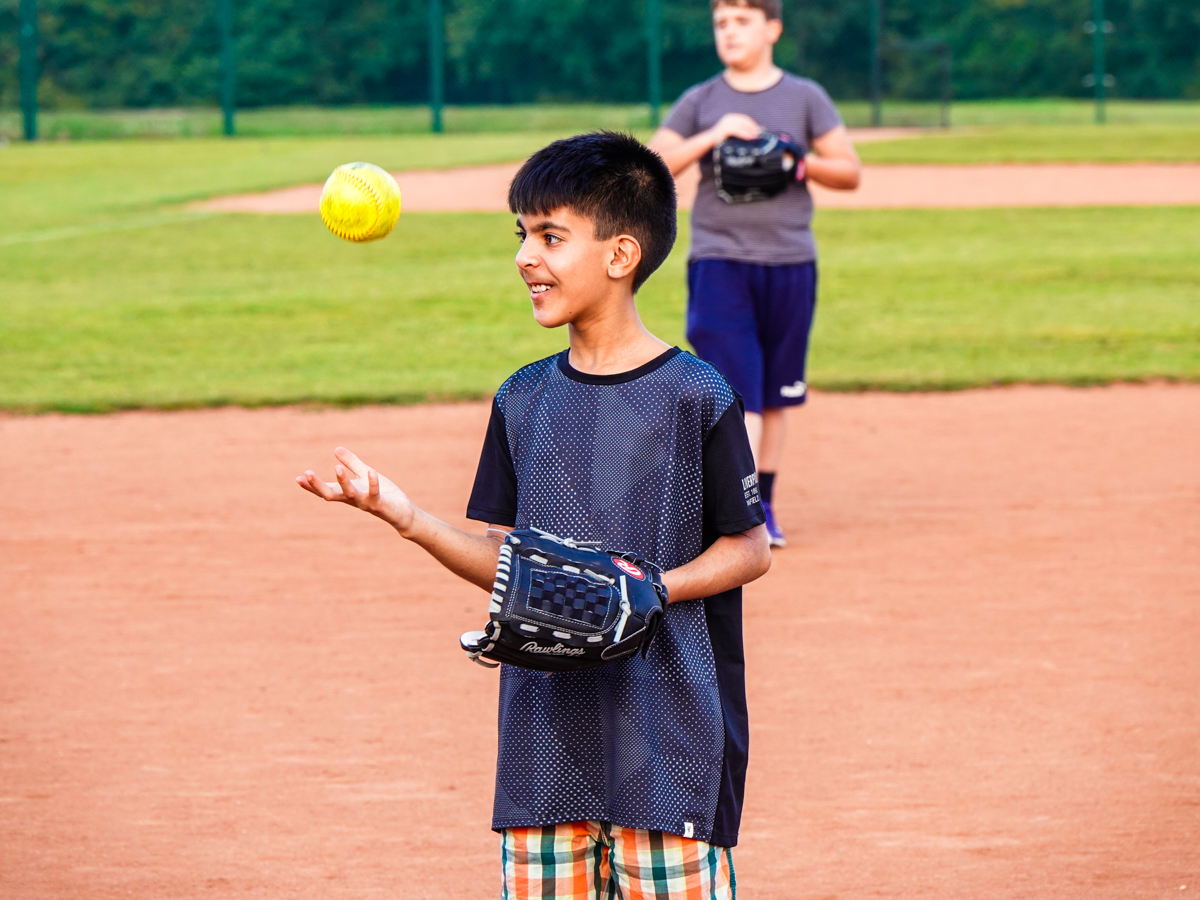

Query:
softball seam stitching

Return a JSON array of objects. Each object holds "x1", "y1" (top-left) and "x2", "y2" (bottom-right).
[{"x1": 323, "y1": 167, "x2": 390, "y2": 242}]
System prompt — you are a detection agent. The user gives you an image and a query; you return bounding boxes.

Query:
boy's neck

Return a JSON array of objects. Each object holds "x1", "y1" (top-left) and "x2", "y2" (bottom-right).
[
  {"x1": 723, "y1": 54, "x2": 782, "y2": 93},
  {"x1": 566, "y1": 292, "x2": 670, "y2": 376}
]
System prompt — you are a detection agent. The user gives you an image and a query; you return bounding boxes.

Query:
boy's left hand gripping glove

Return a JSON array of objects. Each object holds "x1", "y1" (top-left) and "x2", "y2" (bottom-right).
[
  {"x1": 460, "y1": 529, "x2": 668, "y2": 672},
  {"x1": 713, "y1": 131, "x2": 806, "y2": 204}
]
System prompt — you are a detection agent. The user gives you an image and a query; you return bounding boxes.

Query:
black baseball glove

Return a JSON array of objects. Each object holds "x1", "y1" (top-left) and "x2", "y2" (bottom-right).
[
  {"x1": 459, "y1": 528, "x2": 668, "y2": 672},
  {"x1": 713, "y1": 131, "x2": 806, "y2": 204}
]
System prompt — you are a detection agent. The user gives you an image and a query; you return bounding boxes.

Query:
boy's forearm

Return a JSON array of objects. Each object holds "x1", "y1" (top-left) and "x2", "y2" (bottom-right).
[
  {"x1": 806, "y1": 125, "x2": 862, "y2": 190},
  {"x1": 652, "y1": 129, "x2": 719, "y2": 175},
  {"x1": 805, "y1": 154, "x2": 862, "y2": 190},
  {"x1": 397, "y1": 508, "x2": 503, "y2": 592},
  {"x1": 661, "y1": 526, "x2": 771, "y2": 603}
]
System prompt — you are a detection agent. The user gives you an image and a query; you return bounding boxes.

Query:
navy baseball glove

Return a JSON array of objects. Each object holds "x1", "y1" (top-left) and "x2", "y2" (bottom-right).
[
  {"x1": 713, "y1": 131, "x2": 806, "y2": 204},
  {"x1": 459, "y1": 529, "x2": 668, "y2": 672}
]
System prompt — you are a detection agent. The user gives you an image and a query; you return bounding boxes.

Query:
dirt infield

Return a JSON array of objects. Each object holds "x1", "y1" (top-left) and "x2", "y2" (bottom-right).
[
  {"x1": 196, "y1": 159, "x2": 1200, "y2": 213},
  {"x1": 2, "y1": 384, "x2": 1197, "y2": 899}
]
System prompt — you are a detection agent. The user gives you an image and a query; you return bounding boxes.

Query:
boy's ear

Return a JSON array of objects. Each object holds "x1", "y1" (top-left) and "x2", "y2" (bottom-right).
[
  {"x1": 766, "y1": 17, "x2": 783, "y2": 43},
  {"x1": 607, "y1": 234, "x2": 643, "y2": 282}
]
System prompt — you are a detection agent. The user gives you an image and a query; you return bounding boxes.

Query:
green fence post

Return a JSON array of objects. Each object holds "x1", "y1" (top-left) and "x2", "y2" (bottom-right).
[
  {"x1": 647, "y1": 0, "x2": 662, "y2": 127},
  {"x1": 18, "y1": 0, "x2": 38, "y2": 141},
  {"x1": 940, "y1": 45, "x2": 952, "y2": 128},
  {"x1": 869, "y1": 0, "x2": 883, "y2": 127},
  {"x1": 1092, "y1": 0, "x2": 1106, "y2": 124},
  {"x1": 429, "y1": 0, "x2": 444, "y2": 133},
  {"x1": 218, "y1": 0, "x2": 236, "y2": 136}
]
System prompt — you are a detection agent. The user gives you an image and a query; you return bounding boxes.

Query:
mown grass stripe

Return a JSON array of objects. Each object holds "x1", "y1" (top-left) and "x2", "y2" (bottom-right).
[{"x1": 0, "y1": 212, "x2": 215, "y2": 247}]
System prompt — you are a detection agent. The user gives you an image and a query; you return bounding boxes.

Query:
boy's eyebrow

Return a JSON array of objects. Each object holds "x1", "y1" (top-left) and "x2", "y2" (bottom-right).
[{"x1": 516, "y1": 216, "x2": 572, "y2": 234}]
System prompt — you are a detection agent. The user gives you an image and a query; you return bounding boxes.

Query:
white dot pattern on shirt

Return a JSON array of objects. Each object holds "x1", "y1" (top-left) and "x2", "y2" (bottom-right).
[{"x1": 490, "y1": 351, "x2": 737, "y2": 843}]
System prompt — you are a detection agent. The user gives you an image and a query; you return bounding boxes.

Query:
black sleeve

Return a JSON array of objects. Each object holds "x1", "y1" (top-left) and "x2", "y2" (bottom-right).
[
  {"x1": 466, "y1": 397, "x2": 518, "y2": 526},
  {"x1": 703, "y1": 399, "x2": 767, "y2": 536}
]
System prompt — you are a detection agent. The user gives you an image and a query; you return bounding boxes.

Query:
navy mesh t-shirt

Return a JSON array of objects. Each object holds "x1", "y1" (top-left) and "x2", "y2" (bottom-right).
[{"x1": 466, "y1": 346, "x2": 765, "y2": 847}]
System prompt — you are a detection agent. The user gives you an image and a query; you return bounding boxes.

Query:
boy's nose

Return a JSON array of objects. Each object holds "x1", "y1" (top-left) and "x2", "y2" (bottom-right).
[{"x1": 515, "y1": 240, "x2": 538, "y2": 268}]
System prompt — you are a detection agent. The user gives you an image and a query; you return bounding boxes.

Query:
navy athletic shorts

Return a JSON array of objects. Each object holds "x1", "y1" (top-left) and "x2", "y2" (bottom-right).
[{"x1": 686, "y1": 258, "x2": 817, "y2": 415}]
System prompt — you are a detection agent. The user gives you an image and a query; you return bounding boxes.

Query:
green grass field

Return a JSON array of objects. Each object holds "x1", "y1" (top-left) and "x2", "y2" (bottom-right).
[
  {"x1": 4, "y1": 100, "x2": 1197, "y2": 168},
  {"x1": 1, "y1": 123, "x2": 1194, "y2": 245},
  {"x1": 839, "y1": 98, "x2": 1200, "y2": 128},
  {"x1": 0, "y1": 103, "x2": 660, "y2": 142},
  {"x1": 0, "y1": 133, "x2": 567, "y2": 238},
  {"x1": 3, "y1": 98, "x2": 1196, "y2": 141},
  {"x1": 2, "y1": 205, "x2": 1196, "y2": 411},
  {"x1": 1, "y1": 127, "x2": 1197, "y2": 412},
  {"x1": 857, "y1": 123, "x2": 1200, "y2": 164}
]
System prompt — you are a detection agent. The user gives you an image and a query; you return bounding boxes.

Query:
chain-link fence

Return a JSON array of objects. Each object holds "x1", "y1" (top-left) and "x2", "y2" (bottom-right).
[{"x1": 3, "y1": 0, "x2": 1198, "y2": 140}]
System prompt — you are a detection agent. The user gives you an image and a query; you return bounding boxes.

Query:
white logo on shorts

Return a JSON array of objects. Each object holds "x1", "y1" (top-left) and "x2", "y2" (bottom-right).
[{"x1": 780, "y1": 380, "x2": 807, "y2": 399}]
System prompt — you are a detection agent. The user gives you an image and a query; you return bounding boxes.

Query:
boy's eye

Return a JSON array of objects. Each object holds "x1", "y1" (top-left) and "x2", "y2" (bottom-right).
[{"x1": 514, "y1": 230, "x2": 561, "y2": 245}]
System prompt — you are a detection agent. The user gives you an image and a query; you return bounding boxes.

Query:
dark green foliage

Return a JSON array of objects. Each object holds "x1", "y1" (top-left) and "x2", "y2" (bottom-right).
[
  {"x1": 232, "y1": 0, "x2": 429, "y2": 105},
  {"x1": 443, "y1": 0, "x2": 714, "y2": 103},
  {"x1": 1, "y1": 0, "x2": 1198, "y2": 110},
  {"x1": 788, "y1": 0, "x2": 1200, "y2": 101},
  {"x1": 0, "y1": 3, "x2": 18, "y2": 107}
]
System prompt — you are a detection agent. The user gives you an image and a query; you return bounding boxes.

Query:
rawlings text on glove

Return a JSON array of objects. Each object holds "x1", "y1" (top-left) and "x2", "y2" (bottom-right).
[{"x1": 460, "y1": 529, "x2": 668, "y2": 672}]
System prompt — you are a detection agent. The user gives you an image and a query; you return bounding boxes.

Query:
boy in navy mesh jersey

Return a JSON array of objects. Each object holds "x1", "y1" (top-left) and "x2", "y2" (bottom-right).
[{"x1": 298, "y1": 132, "x2": 771, "y2": 900}]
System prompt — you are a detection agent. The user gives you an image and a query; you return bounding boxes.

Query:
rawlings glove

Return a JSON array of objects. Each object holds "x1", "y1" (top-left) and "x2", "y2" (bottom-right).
[
  {"x1": 713, "y1": 131, "x2": 806, "y2": 204},
  {"x1": 460, "y1": 528, "x2": 668, "y2": 672}
]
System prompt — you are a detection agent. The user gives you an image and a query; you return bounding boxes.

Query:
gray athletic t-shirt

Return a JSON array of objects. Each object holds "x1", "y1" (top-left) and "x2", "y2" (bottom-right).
[{"x1": 663, "y1": 72, "x2": 842, "y2": 265}]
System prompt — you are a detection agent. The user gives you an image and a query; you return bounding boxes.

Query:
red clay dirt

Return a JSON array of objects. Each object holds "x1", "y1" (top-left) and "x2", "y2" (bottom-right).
[
  {"x1": 2, "y1": 384, "x2": 1198, "y2": 899},
  {"x1": 195, "y1": 160, "x2": 1200, "y2": 214}
]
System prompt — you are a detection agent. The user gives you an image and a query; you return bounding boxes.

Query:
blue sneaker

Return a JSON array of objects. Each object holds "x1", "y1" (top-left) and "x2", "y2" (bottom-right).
[{"x1": 762, "y1": 500, "x2": 787, "y2": 548}]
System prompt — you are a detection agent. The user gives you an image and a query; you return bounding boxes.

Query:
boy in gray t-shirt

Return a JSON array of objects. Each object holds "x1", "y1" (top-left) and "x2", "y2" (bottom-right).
[{"x1": 650, "y1": 0, "x2": 861, "y2": 547}]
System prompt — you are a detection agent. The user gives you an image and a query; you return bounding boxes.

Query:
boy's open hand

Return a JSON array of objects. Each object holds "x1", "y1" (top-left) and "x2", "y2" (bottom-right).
[{"x1": 296, "y1": 447, "x2": 415, "y2": 534}]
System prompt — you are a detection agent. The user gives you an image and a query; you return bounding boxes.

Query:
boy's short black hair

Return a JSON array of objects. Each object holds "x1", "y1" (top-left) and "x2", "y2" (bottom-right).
[{"x1": 508, "y1": 131, "x2": 677, "y2": 293}]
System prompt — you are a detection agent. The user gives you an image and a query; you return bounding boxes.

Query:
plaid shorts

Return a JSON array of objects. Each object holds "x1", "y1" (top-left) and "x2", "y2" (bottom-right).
[{"x1": 500, "y1": 821, "x2": 735, "y2": 900}]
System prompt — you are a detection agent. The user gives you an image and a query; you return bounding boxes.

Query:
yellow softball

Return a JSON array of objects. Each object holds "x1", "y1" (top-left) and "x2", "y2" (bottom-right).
[{"x1": 319, "y1": 162, "x2": 402, "y2": 242}]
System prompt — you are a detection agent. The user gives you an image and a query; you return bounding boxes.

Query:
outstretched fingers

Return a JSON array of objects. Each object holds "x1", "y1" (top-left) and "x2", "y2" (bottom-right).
[
  {"x1": 334, "y1": 446, "x2": 369, "y2": 479},
  {"x1": 296, "y1": 451, "x2": 386, "y2": 511},
  {"x1": 297, "y1": 470, "x2": 343, "y2": 501},
  {"x1": 334, "y1": 465, "x2": 361, "y2": 502}
]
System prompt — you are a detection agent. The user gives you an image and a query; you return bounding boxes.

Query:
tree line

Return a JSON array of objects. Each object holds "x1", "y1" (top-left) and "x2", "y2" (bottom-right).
[{"x1": 1, "y1": 0, "x2": 1198, "y2": 111}]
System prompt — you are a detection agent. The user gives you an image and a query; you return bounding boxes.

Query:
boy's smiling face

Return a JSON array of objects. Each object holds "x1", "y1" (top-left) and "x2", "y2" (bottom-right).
[
  {"x1": 712, "y1": 3, "x2": 781, "y2": 69},
  {"x1": 514, "y1": 207, "x2": 641, "y2": 330}
]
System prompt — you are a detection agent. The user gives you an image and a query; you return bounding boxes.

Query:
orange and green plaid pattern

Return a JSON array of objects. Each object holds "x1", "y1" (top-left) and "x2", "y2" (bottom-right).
[{"x1": 501, "y1": 820, "x2": 735, "y2": 900}]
